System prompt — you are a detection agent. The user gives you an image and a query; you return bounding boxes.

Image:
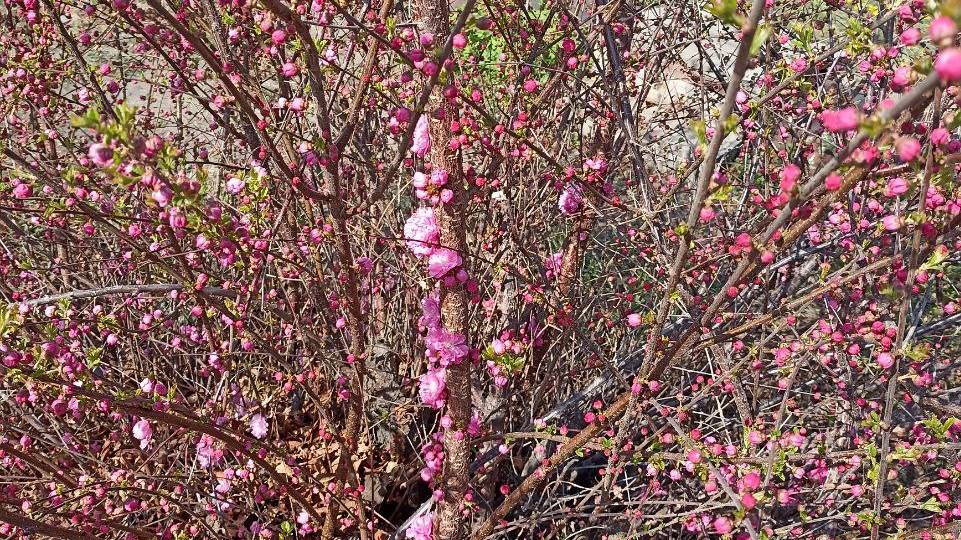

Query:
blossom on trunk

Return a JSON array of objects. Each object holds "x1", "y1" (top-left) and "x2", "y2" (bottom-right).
[{"x1": 412, "y1": 115, "x2": 431, "y2": 157}]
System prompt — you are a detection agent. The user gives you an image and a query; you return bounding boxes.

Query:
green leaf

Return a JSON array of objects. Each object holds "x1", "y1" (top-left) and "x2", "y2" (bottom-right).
[
  {"x1": 70, "y1": 108, "x2": 101, "y2": 129},
  {"x1": 706, "y1": 0, "x2": 741, "y2": 26},
  {"x1": 920, "y1": 245, "x2": 949, "y2": 272},
  {"x1": 707, "y1": 184, "x2": 732, "y2": 203},
  {"x1": 0, "y1": 305, "x2": 16, "y2": 338},
  {"x1": 920, "y1": 497, "x2": 942, "y2": 513},
  {"x1": 750, "y1": 24, "x2": 770, "y2": 56},
  {"x1": 691, "y1": 119, "x2": 707, "y2": 145}
]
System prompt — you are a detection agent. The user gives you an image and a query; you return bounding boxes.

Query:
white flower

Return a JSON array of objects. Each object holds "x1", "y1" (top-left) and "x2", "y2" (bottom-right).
[{"x1": 250, "y1": 413, "x2": 269, "y2": 439}]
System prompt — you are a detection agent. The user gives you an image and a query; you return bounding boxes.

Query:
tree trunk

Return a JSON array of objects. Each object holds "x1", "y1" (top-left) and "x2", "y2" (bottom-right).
[{"x1": 413, "y1": 0, "x2": 472, "y2": 536}]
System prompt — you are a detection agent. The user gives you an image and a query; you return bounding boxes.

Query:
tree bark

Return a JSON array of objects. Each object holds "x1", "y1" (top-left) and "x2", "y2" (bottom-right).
[{"x1": 414, "y1": 0, "x2": 472, "y2": 537}]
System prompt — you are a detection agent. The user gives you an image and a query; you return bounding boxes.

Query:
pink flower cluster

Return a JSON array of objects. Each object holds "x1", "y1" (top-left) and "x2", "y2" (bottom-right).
[
  {"x1": 196, "y1": 434, "x2": 224, "y2": 468},
  {"x1": 820, "y1": 107, "x2": 859, "y2": 133},
  {"x1": 403, "y1": 207, "x2": 467, "y2": 281},
  {"x1": 416, "y1": 292, "x2": 469, "y2": 409},
  {"x1": 404, "y1": 207, "x2": 440, "y2": 258},
  {"x1": 405, "y1": 511, "x2": 434, "y2": 540},
  {"x1": 558, "y1": 183, "x2": 584, "y2": 215},
  {"x1": 413, "y1": 169, "x2": 453, "y2": 204},
  {"x1": 419, "y1": 435, "x2": 445, "y2": 483},
  {"x1": 412, "y1": 115, "x2": 431, "y2": 157}
]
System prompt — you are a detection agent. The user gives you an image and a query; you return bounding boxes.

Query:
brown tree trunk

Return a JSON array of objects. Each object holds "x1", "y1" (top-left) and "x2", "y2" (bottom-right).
[{"x1": 413, "y1": 0, "x2": 472, "y2": 537}]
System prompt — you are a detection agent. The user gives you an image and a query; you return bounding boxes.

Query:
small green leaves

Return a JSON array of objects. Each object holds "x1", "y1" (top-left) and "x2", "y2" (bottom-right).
[
  {"x1": 0, "y1": 305, "x2": 17, "y2": 338},
  {"x1": 921, "y1": 245, "x2": 949, "y2": 272},
  {"x1": 920, "y1": 497, "x2": 943, "y2": 513},
  {"x1": 791, "y1": 22, "x2": 814, "y2": 52},
  {"x1": 708, "y1": 184, "x2": 732, "y2": 203},
  {"x1": 722, "y1": 114, "x2": 739, "y2": 135},
  {"x1": 71, "y1": 107, "x2": 102, "y2": 130},
  {"x1": 859, "y1": 115, "x2": 886, "y2": 138},
  {"x1": 279, "y1": 520, "x2": 295, "y2": 540},
  {"x1": 922, "y1": 416, "x2": 957, "y2": 439},
  {"x1": 750, "y1": 24, "x2": 770, "y2": 56},
  {"x1": 706, "y1": 0, "x2": 743, "y2": 27},
  {"x1": 691, "y1": 119, "x2": 707, "y2": 145}
]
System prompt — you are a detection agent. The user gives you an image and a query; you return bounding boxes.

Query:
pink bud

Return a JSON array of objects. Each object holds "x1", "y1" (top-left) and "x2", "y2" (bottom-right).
[
  {"x1": 930, "y1": 16, "x2": 957, "y2": 43},
  {"x1": 885, "y1": 176, "x2": 909, "y2": 197},
  {"x1": 931, "y1": 127, "x2": 950, "y2": 146},
  {"x1": 882, "y1": 214, "x2": 902, "y2": 231},
  {"x1": 713, "y1": 516, "x2": 733, "y2": 535},
  {"x1": 820, "y1": 107, "x2": 859, "y2": 133},
  {"x1": 876, "y1": 352, "x2": 895, "y2": 369},
  {"x1": 896, "y1": 137, "x2": 921, "y2": 161},
  {"x1": 900, "y1": 27, "x2": 921, "y2": 45},
  {"x1": 935, "y1": 48, "x2": 961, "y2": 82},
  {"x1": 825, "y1": 173, "x2": 842, "y2": 191},
  {"x1": 281, "y1": 62, "x2": 299, "y2": 77}
]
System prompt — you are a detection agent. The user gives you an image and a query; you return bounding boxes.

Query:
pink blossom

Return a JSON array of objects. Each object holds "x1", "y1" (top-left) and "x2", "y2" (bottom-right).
[
  {"x1": 699, "y1": 206, "x2": 716, "y2": 222},
  {"x1": 427, "y1": 248, "x2": 462, "y2": 278},
  {"x1": 779, "y1": 164, "x2": 800, "y2": 192},
  {"x1": 412, "y1": 115, "x2": 431, "y2": 157},
  {"x1": 558, "y1": 183, "x2": 583, "y2": 215},
  {"x1": 151, "y1": 185, "x2": 172, "y2": 207},
  {"x1": 825, "y1": 173, "x2": 842, "y2": 191},
  {"x1": 132, "y1": 419, "x2": 152, "y2": 449},
  {"x1": 789, "y1": 57, "x2": 808, "y2": 73},
  {"x1": 226, "y1": 177, "x2": 245, "y2": 194},
  {"x1": 931, "y1": 127, "x2": 950, "y2": 146},
  {"x1": 891, "y1": 66, "x2": 912, "y2": 90},
  {"x1": 413, "y1": 169, "x2": 451, "y2": 203},
  {"x1": 819, "y1": 107, "x2": 859, "y2": 133},
  {"x1": 418, "y1": 368, "x2": 447, "y2": 409},
  {"x1": 281, "y1": 62, "x2": 299, "y2": 77},
  {"x1": 196, "y1": 434, "x2": 223, "y2": 467},
  {"x1": 876, "y1": 351, "x2": 895, "y2": 369},
  {"x1": 452, "y1": 33, "x2": 467, "y2": 49},
  {"x1": 899, "y1": 4, "x2": 915, "y2": 21},
  {"x1": 88, "y1": 143, "x2": 114, "y2": 167},
  {"x1": 896, "y1": 137, "x2": 921, "y2": 161},
  {"x1": 544, "y1": 252, "x2": 564, "y2": 276},
  {"x1": 882, "y1": 214, "x2": 902, "y2": 231},
  {"x1": 885, "y1": 177, "x2": 909, "y2": 197},
  {"x1": 523, "y1": 79, "x2": 539, "y2": 93},
  {"x1": 900, "y1": 27, "x2": 921, "y2": 45},
  {"x1": 626, "y1": 313, "x2": 642, "y2": 327},
  {"x1": 930, "y1": 16, "x2": 957, "y2": 43},
  {"x1": 425, "y1": 327, "x2": 469, "y2": 366},
  {"x1": 12, "y1": 183, "x2": 31, "y2": 199},
  {"x1": 419, "y1": 293, "x2": 441, "y2": 330},
  {"x1": 713, "y1": 516, "x2": 733, "y2": 535},
  {"x1": 404, "y1": 207, "x2": 440, "y2": 258},
  {"x1": 250, "y1": 413, "x2": 268, "y2": 439},
  {"x1": 405, "y1": 512, "x2": 434, "y2": 540},
  {"x1": 742, "y1": 471, "x2": 761, "y2": 491},
  {"x1": 935, "y1": 48, "x2": 961, "y2": 82}
]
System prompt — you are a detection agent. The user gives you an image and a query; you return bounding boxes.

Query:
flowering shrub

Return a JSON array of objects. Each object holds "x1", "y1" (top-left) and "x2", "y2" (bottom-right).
[{"x1": 4, "y1": 0, "x2": 961, "y2": 538}]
